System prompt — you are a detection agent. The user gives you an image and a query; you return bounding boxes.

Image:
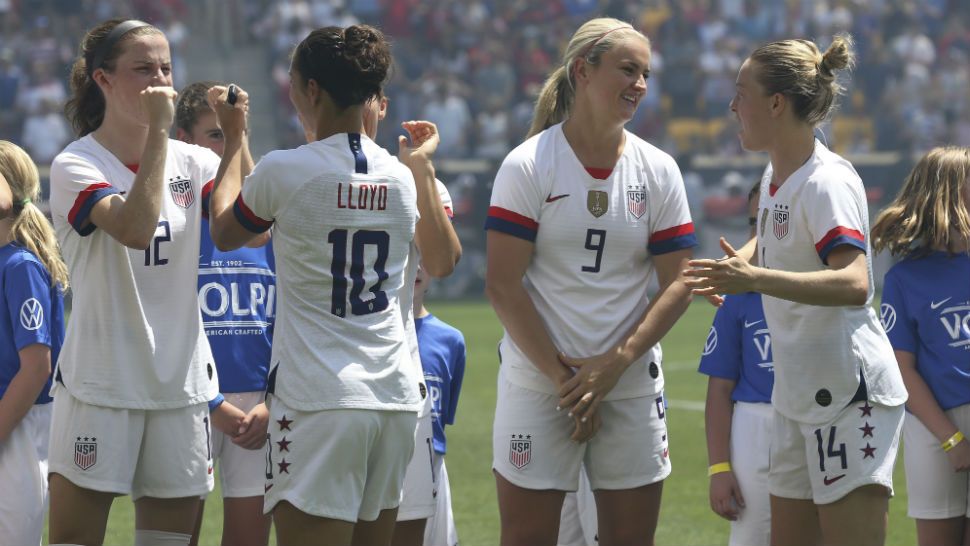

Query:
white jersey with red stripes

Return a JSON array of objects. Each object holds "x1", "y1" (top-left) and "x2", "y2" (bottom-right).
[
  {"x1": 486, "y1": 123, "x2": 697, "y2": 399},
  {"x1": 235, "y1": 132, "x2": 421, "y2": 413},
  {"x1": 756, "y1": 139, "x2": 906, "y2": 424},
  {"x1": 49, "y1": 135, "x2": 218, "y2": 409}
]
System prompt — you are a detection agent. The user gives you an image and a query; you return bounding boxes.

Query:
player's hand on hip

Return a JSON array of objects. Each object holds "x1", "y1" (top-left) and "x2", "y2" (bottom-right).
[
  {"x1": 398, "y1": 120, "x2": 439, "y2": 166},
  {"x1": 557, "y1": 349, "x2": 627, "y2": 423},
  {"x1": 570, "y1": 409, "x2": 601, "y2": 443},
  {"x1": 206, "y1": 84, "x2": 250, "y2": 138},
  {"x1": 140, "y1": 86, "x2": 178, "y2": 130},
  {"x1": 210, "y1": 400, "x2": 247, "y2": 438},
  {"x1": 684, "y1": 237, "x2": 757, "y2": 297},
  {"x1": 709, "y1": 471, "x2": 745, "y2": 521},
  {"x1": 946, "y1": 437, "x2": 970, "y2": 472},
  {"x1": 232, "y1": 402, "x2": 270, "y2": 450}
]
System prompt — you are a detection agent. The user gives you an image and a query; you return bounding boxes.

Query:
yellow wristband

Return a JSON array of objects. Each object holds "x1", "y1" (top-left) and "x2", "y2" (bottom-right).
[
  {"x1": 708, "y1": 462, "x2": 732, "y2": 477},
  {"x1": 942, "y1": 431, "x2": 965, "y2": 452}
]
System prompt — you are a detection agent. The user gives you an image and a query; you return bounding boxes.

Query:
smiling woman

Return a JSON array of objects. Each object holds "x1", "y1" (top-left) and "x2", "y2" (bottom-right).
[{"x1": 485, "y1": 16, "x2": 697, "y2": 546}]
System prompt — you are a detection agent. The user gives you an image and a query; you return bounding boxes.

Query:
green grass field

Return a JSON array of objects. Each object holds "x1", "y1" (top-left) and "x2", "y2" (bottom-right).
[{"x1": 81, "y1": 299, "x2": 916, "y2": 546}]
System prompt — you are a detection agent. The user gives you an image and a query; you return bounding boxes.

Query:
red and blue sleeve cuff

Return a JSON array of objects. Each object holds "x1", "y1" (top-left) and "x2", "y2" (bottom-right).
[
  {"x1": 484, "y1": 206, "x2": 538, "y2": 242},
  {"x1": 815, "y1": 226, "x2": 866, "y2": 264},
  {"x1": 200, "y1": 180, "x2": 213, "y2": 220},
  {"x1": 67, "y1": 182, "x2": 119, "y2": 236},
  {"x1": 648, "y1": 222, "x2": 697, "y2": 255},
  {"x1": 232, "y1": 195, "x2": 273, "y2": 233}
]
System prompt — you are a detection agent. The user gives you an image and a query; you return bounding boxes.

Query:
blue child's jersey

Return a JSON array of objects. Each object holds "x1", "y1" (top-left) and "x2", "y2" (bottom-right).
[
  {"x1": 198, "y1": 218, "x2": 275, "y2": 393},
  {"x1": 0, "y1": 243, "x2": 64, "y2": 404},
  {"x1": 881, "y1": 251, "x2": 970, "y2": 411},
  {"x1": 415, "y1": 313, "x2": 466, "y2": 454},
  {"x1": 698, "y1": 292, "x2": 773, "y2": 403}
]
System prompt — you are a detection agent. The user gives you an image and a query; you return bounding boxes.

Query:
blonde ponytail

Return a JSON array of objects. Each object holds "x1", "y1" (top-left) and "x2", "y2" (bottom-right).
[
  {"x1": 527, "y1": 66, "x2": 572, "y2": 138},
  {"x1": 0, "y1": 141, "x2": 69, "y2": 290}
]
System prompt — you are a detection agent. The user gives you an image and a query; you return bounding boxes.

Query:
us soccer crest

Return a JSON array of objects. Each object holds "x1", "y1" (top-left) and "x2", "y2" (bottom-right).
[
  {"x1": 772, "y1": 204, "x2": 790, "y2": 240},
  {"x1": 626, "y1": 185, "x2": 646, "y2": 219},
  {"x1": 74, "y1": 436, "x2": 97, "y2": 470},
  {"x1": 587, "y1": 190, "x2": 608, "y2": 218},
  {"x1": 168, "y1": 176, "x2": 195, "y2": 208},
  {"x1": 509, "y1": 434, "x2": 532, "y2": 469}
]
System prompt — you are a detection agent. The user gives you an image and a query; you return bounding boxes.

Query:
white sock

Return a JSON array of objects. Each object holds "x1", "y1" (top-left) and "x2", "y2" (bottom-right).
[{"x1": 134, "y1": 529, "x2": 192, "y2": 546}]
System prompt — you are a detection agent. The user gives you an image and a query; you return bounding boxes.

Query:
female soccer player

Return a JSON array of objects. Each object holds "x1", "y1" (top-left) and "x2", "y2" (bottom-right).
[
  {"x1": 207, "y1": 25, "x2": 454, "y2": 546},
  {"x1": 176, "y1": 80, "x2": 273, "y2": 546},
  {"x1": 486, "y1": 17, "x2": 697, "y2": 546},
  {"x1": 685, "y1": 35, "x2": 907, "y2": 546},
  {"x1": 871, "y1": 147, "x2": 970, "y2": 546},
  {"x1": 48, "y1": 19, "x2": 221, "y2": 546},
  {"x1": 0, "y1": 141, "x2": 66, "y2": 545},
  {"x1": 698, "y1": 182, "x2": 773, "y2": 546}
]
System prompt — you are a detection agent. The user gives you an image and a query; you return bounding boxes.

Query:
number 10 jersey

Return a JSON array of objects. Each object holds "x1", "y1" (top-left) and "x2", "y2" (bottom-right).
[
  {"x1": 236, "y1": 133, "x2": 421, "y2": 412},
  {"x1": 486, "y1": 124, "x2": 696, "y2": 400}
]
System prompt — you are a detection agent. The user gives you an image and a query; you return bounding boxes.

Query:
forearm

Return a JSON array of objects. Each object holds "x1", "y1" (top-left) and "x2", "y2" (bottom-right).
[
  {"x1": 411, "y1": 159, "x2": 461, "y2": 277},
  {"x1": 615, "y1": 276, "x2": 692, "y2": 369},
  {"x1": 209, "y1": 133, "x2": 244, "y2": 244},
  {"x1": 487, "y1": 280, "x2": 572, "y2": 385},
  {"x1": 116, "y1": 127, "x2": 169, "y2": 246},
  {"x1": 751, "y1": 265, "x2": 868, "y2": 306},
  {"x1": 0, "y1": 366, "x2": 49, "y2": 443},
  {"x1": 241, "y1": 133, "x2": 255, "y2": 177},
  {"x1": 900, "y1": 365, "x2": 959, "y2": 442},
  {"x1": 705, "y1": 385, "x2": 734, "y2": 465},
  {"x1": 738, "y1": 237, "x2": 757, "y2": 266}
]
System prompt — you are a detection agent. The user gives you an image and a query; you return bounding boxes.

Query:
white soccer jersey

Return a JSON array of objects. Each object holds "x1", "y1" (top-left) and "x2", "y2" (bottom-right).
[
  {"x1": 236, "y1": 133, "x2": 421, "y2": 412},
  {"x1": 486, "y1": 123, "x2": 697, "y2": 399},
  {"x1": 756, "y1": 140, "x2": 906, "y2": 424},
  {"x1": 49, "y1": 136, "x2": 218, "y2": 409}
]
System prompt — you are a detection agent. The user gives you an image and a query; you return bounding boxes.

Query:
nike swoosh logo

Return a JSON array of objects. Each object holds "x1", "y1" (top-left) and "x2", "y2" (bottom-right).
[
  {"x1": 823, "y1": 474, "x2": 846, "y2": 486},
  {"x1": 545, "y1": 193, "x2": 570, "y2": 203},
  {"x1": 744, "y1": 320, "x2": 763, "y2": 328},
  {"x1": 930, "y1": 297, "x2": 952, "y2": 310}
]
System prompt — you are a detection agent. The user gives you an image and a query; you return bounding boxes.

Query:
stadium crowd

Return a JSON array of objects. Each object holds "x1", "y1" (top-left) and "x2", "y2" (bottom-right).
[{"x1": 2, "y1": 0, "x2": 969, "y2": 161}]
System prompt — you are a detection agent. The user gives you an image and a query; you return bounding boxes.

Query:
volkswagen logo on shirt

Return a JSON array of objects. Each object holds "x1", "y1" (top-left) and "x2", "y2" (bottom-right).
[
  {"x1": 19, "y1": 298, "x2": 43, "y2": 331},
  {"x1": 879, "y1": 303, "x2": 896, "y2": 333}
]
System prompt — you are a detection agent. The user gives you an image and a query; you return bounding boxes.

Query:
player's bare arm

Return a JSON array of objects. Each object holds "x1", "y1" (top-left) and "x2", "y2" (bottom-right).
[
  {"x1": 88, "y1": 86, "x2": 176, "y2": 249},
  {"x1": 705, "y1": 376, "x2": 745, "y2": 521},
  {"x1": 485, "y1": 231, "x2": 574, "y2": 389},
  {"x1": 399, "y1": 120, "x2": 461, "y2": 277},
  {"x1": 894, "y1": 350, "x2": 970, "y2": 472},
  {"x1": 207, "y1": 84, "x2": 259, "y2": 251},
  {"x1": 558, "y1": 247, "x2": 693, "y2": 422},
  {"x1": 685, "y1": 238, "x2": 869, "y2": 306}
]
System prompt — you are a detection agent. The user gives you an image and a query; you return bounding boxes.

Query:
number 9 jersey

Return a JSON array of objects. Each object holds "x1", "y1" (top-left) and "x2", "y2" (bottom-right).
[
  {"x1": 485, "y1": 123, "x2": 696, "y2": 399},
  {"x1": 235, "y1": 133, "x2": 421, "y2": 413}
]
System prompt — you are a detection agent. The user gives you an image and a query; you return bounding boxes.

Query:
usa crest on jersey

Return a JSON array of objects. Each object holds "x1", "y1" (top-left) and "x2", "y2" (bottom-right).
[
  {"x1": 627, "y1": 186, "x2": 646, "y2": 219},
  {"x1": 773, "y1": 204, "x2": 790, "y2": 240},
  {"x1": 169, "y1": 176, "x2": 195, "y2": 208},
  {"x1": 509, "y1": 434, "x2": 532, "y2": 469},
  {"x1": 74, "y1": 436, "x2": 97, "y2": 470}
]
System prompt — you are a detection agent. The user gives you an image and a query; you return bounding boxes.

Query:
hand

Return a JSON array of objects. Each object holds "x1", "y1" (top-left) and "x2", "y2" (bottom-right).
[
  {"x1": 570, "y1": 408, "x2": 601, "y2": 443},
  {"x1": 140, "y1": 86, "x2": 178, "y2": 130},
  {"x1": 946, "y1": 437, "x2": 970, "y2": 472},
  {"x1": 398, "y1": 120, "x2": 439, "y2": 166},
  {"x1": 709, "y1": 470, "x2": 745, "y2": 521},
  {"x1": 557, "y1": 348, "x2": 628, "y2": 423},
  {"x1": 684, "y1": 238, "x2": 758, "y2": 297},
  {"x1": 206, "y1": 84, "x2": 250, "y2": 138},
  {"x1": 210, "y1": 400, "x2": 246, "y2": 437},
  {"x1": 232, "y1": 402, "x2": 270, "y2": 450}
]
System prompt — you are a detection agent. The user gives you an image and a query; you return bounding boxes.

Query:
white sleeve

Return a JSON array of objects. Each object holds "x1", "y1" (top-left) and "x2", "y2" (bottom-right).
[
  {"x1": 435, "y1": 178, "x2": 454, "y2": 219},
  {"x1": 806, "y1": 174, "x2": 867, "y2": 265},
  {"x1": 646, "y1": 157, "x2": 697, "y2": 255},
  {"x1": 49, "y1": 152, "x2": 122, "y2": 236},
  {"x1": 484, "y1": 149, "x2": 542, "y2": 242},
  {"x1": 235, "y1": 153, "x2": 279, "y2": 234}
]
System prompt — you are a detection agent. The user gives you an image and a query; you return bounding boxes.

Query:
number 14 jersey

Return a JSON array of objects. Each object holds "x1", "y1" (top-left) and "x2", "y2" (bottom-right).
[
  {"x1": 486, "y1": 124, "x2": 696, "y2": 399},
  {"x1": 236, "y1": 133, "x2": 421, "y2": 412}
]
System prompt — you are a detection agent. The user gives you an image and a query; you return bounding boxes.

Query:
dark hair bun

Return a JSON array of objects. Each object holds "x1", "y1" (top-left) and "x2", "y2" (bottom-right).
[{"x1": 293, "y1": 25, "x2": 391, "y2": 109}]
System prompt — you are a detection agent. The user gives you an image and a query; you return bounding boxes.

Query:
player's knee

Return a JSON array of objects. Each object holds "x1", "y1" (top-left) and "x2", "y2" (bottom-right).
[{"x1": 134, "y1": 529, "x2": 193, "y2": 546}]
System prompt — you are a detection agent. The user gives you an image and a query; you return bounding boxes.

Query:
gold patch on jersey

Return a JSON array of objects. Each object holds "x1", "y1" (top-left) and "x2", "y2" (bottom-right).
[
  {"x1": 760, "y1": 208, "x2": 769, "y2": 238},
  {"x1": 587, "y1": 190, "x2": 608, "y2": 218}
]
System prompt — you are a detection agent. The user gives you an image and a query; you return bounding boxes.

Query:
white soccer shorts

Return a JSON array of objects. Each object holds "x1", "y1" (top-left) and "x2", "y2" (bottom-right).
[
  {"x1": 728, "y1": 401, "x2": 773, "y2": 546},
  {"x1": 209, "y1": 391, "x2": 266, "y2": 498},
  {"x1": 0, "y1": 403, "x2": 50, "y2": 546},
  {"x1": 904, "y1": 403, "x2": 970, "y2": 519},
  {"x1": 399, "y1": 397, "x2": 436, "y2": 521}
]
